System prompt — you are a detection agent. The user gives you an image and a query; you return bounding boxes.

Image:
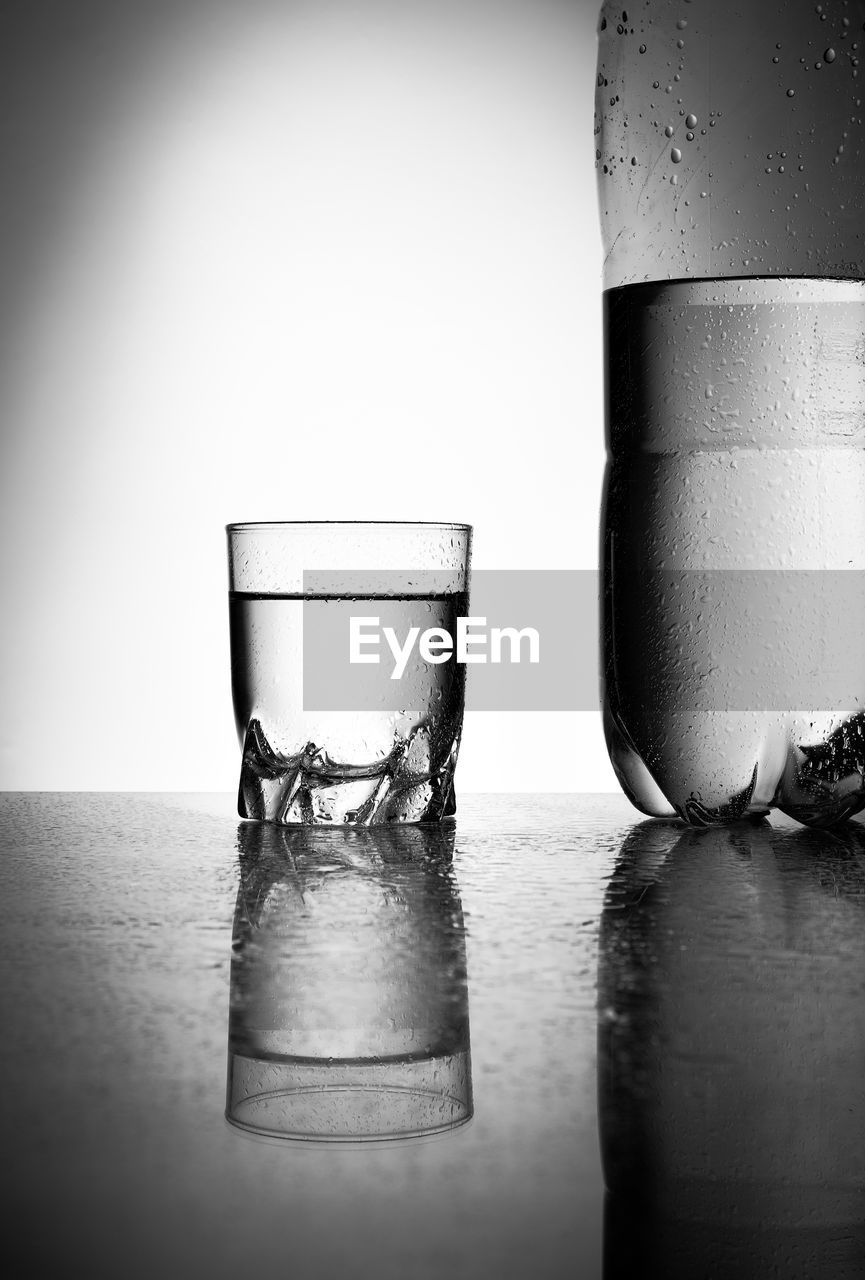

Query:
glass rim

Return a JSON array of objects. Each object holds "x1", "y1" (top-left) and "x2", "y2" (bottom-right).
[{"x1": 226, "y1": 520, "x2": 472, "y2": 534}]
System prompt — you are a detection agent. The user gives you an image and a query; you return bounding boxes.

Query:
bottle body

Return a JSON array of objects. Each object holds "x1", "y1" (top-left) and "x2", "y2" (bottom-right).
[
  {"x1": 596, "y1": 2, "x2": 865, "y2": 826},
  {"x1": 595, "y1": 1, "x2": 864, "y2": 288},
  {"x1": 602, "y1": 277, "x2": 865, "y2": 826}
]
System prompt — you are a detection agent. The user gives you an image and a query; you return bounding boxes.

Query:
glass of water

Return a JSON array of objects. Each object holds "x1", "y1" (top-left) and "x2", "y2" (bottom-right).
[{"x1": 227, "y1": 521, "x2": 471, "y2": 824}]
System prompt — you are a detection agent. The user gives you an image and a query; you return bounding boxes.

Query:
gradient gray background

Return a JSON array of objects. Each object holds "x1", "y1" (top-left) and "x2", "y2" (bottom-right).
[{"x1": 0, "y1": 0, "x2": 604, "y2": 790}]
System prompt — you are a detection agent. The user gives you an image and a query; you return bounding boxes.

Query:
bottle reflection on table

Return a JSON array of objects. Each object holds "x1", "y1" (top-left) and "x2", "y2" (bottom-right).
[
  {"x1": 598, "y1": 818, "x2": 865, "y2": 1280},
  {"x1": 226, "y1": 820, "x2": 472, "y2": 1142}
]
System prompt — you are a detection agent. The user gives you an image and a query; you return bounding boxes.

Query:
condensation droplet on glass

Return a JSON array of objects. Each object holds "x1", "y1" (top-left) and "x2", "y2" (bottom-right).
[
  {"x1": 686, "y1": 113, "x2": 697, "y2": 128},
  {"x1": 825, "y1": 48, "x2": 836, "y2": 63},
  {"x1": 787, "y1": 88, "x2": 795, "y2": 97},
  {"x1": 639, "y1": 43, "x2": 647, "y2": 54},
  {"x1": 676, "y1": 18, "x2": 687, "y2": 29},
  {"x1": 671, "y1": 147, "x2": 682, "y2": 163},
  {"x1": 665, "y1": 124, "x2": 674, "y2": 137},
  {"x1": 686, "y1": 131, "x2": 695, "y2": 140}
]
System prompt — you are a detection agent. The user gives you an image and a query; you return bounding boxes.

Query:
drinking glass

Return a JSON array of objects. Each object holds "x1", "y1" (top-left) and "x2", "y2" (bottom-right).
[{"x1": 227, "y1": 521, "x2": 471, "y2": 824}]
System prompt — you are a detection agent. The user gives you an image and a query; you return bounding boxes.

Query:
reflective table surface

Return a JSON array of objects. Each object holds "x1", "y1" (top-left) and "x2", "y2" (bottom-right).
[{"x1": 1, "y1": 793, "x2": 863, "y2": 1279}]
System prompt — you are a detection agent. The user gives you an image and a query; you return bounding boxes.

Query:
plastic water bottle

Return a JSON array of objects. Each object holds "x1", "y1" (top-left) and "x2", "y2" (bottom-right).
[{"x1": 596, "y1": 0, "x2": 865, "y2": 827}]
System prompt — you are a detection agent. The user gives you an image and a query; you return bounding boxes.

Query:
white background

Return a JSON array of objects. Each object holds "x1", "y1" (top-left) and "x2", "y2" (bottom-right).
[{"x1": 0, "y1": 0, "x2": 615, "y2": 792}]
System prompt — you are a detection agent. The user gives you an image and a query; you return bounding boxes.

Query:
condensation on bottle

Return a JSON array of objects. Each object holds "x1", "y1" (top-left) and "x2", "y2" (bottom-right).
[{"x1": 596, "y1": 0, "x2": 865, "y2": 827}]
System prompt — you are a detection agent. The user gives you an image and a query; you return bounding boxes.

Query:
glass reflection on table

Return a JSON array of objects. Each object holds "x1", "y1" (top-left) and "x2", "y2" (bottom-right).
[
  {"x1": 598, "y1": 818, "x2": 865, "y2": 1280},
  {"x1": 226, "y1": 820, "x2": 472, "y2": 1142}
]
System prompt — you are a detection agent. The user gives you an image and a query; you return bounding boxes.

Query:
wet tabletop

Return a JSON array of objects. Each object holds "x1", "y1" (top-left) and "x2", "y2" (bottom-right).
[{"x1": 1, "y1": 793, "x2": 863, "y2": 1280}]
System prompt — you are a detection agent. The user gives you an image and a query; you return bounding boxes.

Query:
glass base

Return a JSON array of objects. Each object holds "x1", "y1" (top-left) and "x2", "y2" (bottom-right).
[
  {"x1": 237, "y1": 719, "x2": 459, "y2": 825},
  {"x1": 226, "y1": 1049, "x2": 472, "y2": 1141}
]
